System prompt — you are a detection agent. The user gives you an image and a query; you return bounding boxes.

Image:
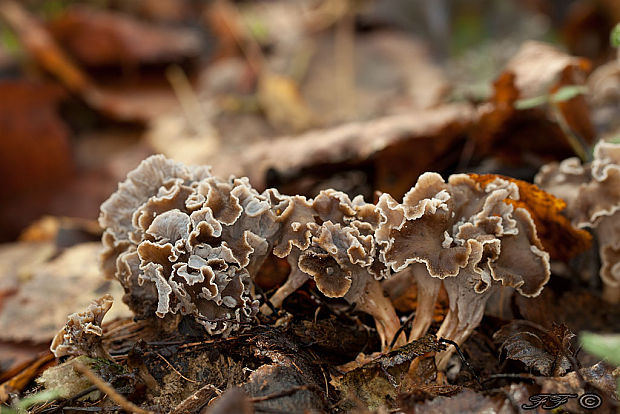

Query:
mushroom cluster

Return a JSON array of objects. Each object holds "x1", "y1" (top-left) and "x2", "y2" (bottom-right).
[
  {"x1": 100, "y1": 155, "x2": 551, "y2": 362},
  {"x1": 374, "y1": 173, "x2": 551, "y2": 366},
  {"x1": 100, "y1": 155, "x2": 269, "y2": 336},
  {"x1": 536, "y1": 140, "x2": 620, "y2": 302}
]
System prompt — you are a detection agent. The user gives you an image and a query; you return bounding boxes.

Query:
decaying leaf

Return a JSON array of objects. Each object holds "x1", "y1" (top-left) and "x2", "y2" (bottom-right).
[
  {"x1": 0, "y1": 353, "x2": 54, "y2": 403},
  {"x1": 332, "y1": 335, "x2": 445, "y2": 410},
  {"x1": 469, "y1": 173, "x2": 592, "y2": 261},
  {"x1": 222, "y1": 103, "x2": 474, "y2": 195},
  {"x1": 0, "y1": 242, "x2": 55, "y2": 299},
  {"x1": 48, "y1": 5, "x2": 203, "y2": 67},
  {"x1": 535, "y1": 362, "x2": 618, "y2": 412},
  {"x1": 493, "y1": 321, "x2": 576, "y2": 377},
  {"x1": 474, "y1": 41, "x2": 595, "y2": 162},
  {"x1": 201, "y1": 387, "x2": 251, "y2": 414},
  {"x1": 0, "y1": 1, "x2": 182, "y2": 123},
  {"x1": 516, "y1": 288, "x2": 620, "y2": 335},
  {"x1": 413, "y1": 389, "x2": 513, "y2": 414},
  {"x1": 0, "y1": 243, "x2": 130, "y2": 343},
  {"x1": 0, "y1": 80, "x2": 74, "y2": 242},
  {"x1": 257, "y1": 72, "x2": 315, "y2": 132}
]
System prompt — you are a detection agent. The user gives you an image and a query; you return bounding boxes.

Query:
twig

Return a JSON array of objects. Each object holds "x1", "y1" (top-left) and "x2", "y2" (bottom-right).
[
  {"x1": 48, "y1": 386, "x2": 98, "y2": 413},
  {"x1": 438, "y1": 338, "x2": 482, "y2": 387},
  {"x1": 72, "y1": 361, "x2": 154, "y2": 414},
  {"x1": 154, "y1": 352, "x2": 198, "y2": 384},
  {"x1": 388, "y1": 311, "x2": 415, "y2": 351},
  {"x1": 481, "y1": 373, "x2": 536, "y2": 384},
  {"x1": 169, "y1": 383, "x2": 220, "y2": 414}
]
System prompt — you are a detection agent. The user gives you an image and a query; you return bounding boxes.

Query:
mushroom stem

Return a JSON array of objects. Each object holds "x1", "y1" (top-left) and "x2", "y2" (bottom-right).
[
  {"x1": 434, "y1": 277, "x2": 494, "y2": 370},
  {"x1": 261, "y1": 262, "x2": 309, "y2": 315},
  {"x1": 602, "y1": 283, "x2": 620, "y2": 304},
  {"x1": 356, "y1": 278, "x2": 406, "y2": 350},
  {"x1": 408, "y1": 264, "x2": 441, "y2": 341}
]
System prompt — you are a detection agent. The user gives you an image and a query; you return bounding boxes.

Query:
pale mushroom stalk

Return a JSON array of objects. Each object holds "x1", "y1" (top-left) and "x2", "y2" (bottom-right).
[
  {"x1": 408, "y1": 264, "x2": 442, "y2": 342},
  {"x1": 260, "y1": 258, "x2": 309, "y2": 314},
  {"x1": 434, "y1": 276, "x2": 495, "y2": 370},
  {"x1": 356, "y1": 278, "x2": 406, "y2": 349}
]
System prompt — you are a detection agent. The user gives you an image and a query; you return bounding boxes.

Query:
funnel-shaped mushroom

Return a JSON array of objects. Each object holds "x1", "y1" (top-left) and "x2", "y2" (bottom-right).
[
  {"x1": 376, "y1": 173, "x2": 550, "y2": 367},
  {"x1": 536, "y1": 141, "x2": 620, "y2": 302}
]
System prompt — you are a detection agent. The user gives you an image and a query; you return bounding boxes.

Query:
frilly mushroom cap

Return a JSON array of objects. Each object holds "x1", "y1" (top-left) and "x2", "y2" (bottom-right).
[
  {"x1": 99, "y1": 155, "x2": 290, "y2": 336},
  {"x1": 297, "y1": 221, "x2": 375, "y2": 299},
  {"x1": 50, "y1": 294, "x2": 114, "y2": 359},
  {"x1": 376, "y1": 172, "x2": 549, "y2": 296},
  {"x1": 572, "y1": 142, "x2": 620, "y2": 228},
  {"x1": 535, "y1": 141, "x2": 620, "y2": 294}
]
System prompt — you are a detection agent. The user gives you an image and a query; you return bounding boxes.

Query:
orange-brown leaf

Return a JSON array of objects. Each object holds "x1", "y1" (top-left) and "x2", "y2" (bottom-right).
[{"x1": 469, "y1": 174, "x2": 592, "y2": 261}]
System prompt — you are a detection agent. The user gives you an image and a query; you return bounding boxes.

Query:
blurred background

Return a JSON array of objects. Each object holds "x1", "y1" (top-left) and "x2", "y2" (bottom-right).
[{"x1": 0, "y1": 0, "x2": 618, "y2": 244}]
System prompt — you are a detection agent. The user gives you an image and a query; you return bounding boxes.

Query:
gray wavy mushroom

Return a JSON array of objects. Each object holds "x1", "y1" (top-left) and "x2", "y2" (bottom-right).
[
  {"x1": 50, "y1": 294, "x2": 114, "y2": 359},
  {"x1": 375, "y1": 173, "x2": 550, "y2": 368},
  {"x1": 99, "y1": 156, "x2": 405, "y2": 346},
  {"x1": 99, "y1": 155, "x2": 551, "y2": 362},
  {"x1": 536, "y1": 141, "x2": 620, "y2": 303},
  {"x1": 100, "y1": 155, "x2": 277, "y2": 336},
  {"x1": 265, "y1": 189, "x2": 407, "y2": 349}
]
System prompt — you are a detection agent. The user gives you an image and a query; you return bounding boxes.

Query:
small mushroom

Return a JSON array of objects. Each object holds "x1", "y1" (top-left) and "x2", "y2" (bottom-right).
[
  {"x1": 50, "y1": 294, "x2": 114, "y2": 359},
  {"x1": 536, "y1": 141, "x2": 620, "y2": 302}
]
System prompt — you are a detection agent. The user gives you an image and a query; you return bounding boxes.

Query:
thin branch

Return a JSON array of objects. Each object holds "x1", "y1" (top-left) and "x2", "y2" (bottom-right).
[
  {"x1": 72, "y1": 361, "x2": 154, "y2": 414},
  {"x1": 154, "y1": 352, "x2": 198, "y2": 384}
]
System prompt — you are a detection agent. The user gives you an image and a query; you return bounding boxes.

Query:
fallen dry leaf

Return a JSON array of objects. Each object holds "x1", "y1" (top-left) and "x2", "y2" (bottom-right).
[
  {"x1": 535, "y1": 362, "x2": 618, "y2": 413},
  {"x1": 332, "y1": 335, "x2": 445, "y2": 410},
  {"x1": 48, "y1": 5, "x2": 203, "y2": 68},
  {"x1": 0, "y1": 243, "x2": 130, "y2": 343},
  {"x1": 414, "y1": 388, "x2": 513, "y2": 414},
  {"x1": 469, "y1": 173, "x2": 592, "y2": 261},
  {"x1": 220, "y1": 103, "x2": 474, "y2": 194},
  {"x1": 474, "y1": 41, "x2": 595, "y2": 163},
  {"x1": 0, "y1": 242, "x2": 56, "y2": 301},
  {"x1": 0, "y1": 352, "x2": 54, "y2": 403},
  {"x1": 0, "y1": 80, "x2": 74, "y2": 242},
  {"x1": 493, "y1": 321, "x2": 576, "y2": 377},
  {"x1": 257, "y1": 72, "x2": 315, "y2": 132},
  {"x1": 0, "y1": 1, "x2": 183, "y2": 123}
]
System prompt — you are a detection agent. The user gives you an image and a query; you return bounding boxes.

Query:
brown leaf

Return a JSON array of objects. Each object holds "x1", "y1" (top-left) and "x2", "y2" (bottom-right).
[
  {"x1": 473, "y1": 41, "x2": 595, "y2": 163},
  {"x1": 493, "y1": 321, "x2": 576, "y2": 377},
  {"x1": 469, "y1": 174, "x2": 592, "y2": 261},
  {"x1": 332, "y1": 335, "x2": 445, "y2": 409},
  {"x1": 0, "y1": 352, "x2": 54, "y2": 403},
  {"x1": 48, "y1": 5, "x2": 203, "y2": 67},
  {"x1": 0, "y1": 1, "x2": 181, "y2": 123},
  {"x1": 515, "y1": 287, "x2": 620, "y2": 334},
  {"x1": 0, "y1": 80, "x2": 75, "y2": 241},
  {"x1": 257, "y1": 72, "x2": 315, "y2": 132},
  {"x1": 0, "y1": 243, "x2": 130, "y2": 343},
  {"x1": 535, "y1": 362, "x2": 617, "y2": 413},
  {"x1": 0, "y1": 1, "x2": 91, "y2": 93},
  {"x1": 223, "y1": 104, "x2": 474, "y2": 194}
]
